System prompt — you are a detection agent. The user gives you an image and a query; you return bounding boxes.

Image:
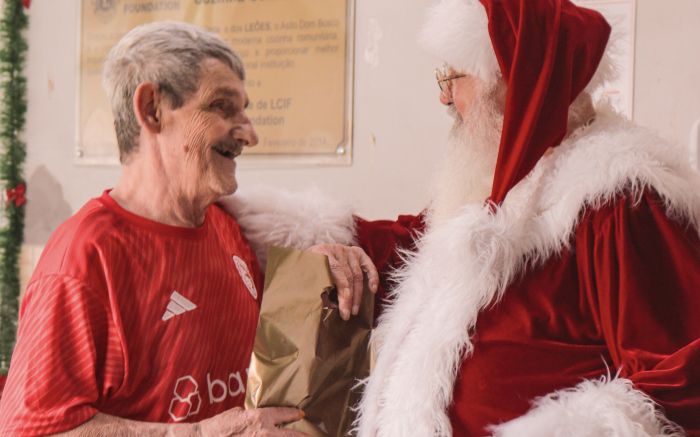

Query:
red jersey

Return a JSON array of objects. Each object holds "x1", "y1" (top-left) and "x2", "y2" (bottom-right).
[{"x1": 0, "y1": 191, "x2": 263, "y2": 436}]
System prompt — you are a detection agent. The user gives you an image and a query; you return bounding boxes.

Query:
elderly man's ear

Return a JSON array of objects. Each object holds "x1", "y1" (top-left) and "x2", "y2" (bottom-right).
[{"x1": 132, "y1": 82, "x2": 163, "y2": 134}]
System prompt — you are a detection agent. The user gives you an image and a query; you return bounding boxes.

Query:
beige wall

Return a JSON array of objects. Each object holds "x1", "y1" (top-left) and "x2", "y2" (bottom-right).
[{"x1": 21, "y1": 0, "x2": 700, "y2": 251}]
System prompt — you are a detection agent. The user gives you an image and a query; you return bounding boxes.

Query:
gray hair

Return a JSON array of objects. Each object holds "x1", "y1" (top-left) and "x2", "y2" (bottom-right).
[{"x1": 102, "y1": 21, "x2": 245, "y2": 162}]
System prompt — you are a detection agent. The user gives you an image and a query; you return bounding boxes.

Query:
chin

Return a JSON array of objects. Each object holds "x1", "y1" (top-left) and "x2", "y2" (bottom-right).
[
  {"x1": 221, "y1": 179, "x2": 238, "y2": 196},
  {"x1": 428, "y1": 100, "x2": 502, "y2": 226},
  {"x1": 208, "y1": 174, "x2": 238, "y2": 198}
]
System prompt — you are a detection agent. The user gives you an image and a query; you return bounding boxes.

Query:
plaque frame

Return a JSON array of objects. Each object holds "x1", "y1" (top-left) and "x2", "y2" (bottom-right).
[{"x1": 74, "y1": 0, "x2": 356, "y2": 168}]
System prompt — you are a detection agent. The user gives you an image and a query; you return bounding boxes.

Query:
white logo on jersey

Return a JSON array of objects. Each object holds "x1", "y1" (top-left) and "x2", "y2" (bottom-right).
[
  {"x1": 233, "y1": 255, "x2": 258, "y2": 299},
  {"x1": 169, "y1": 370, "x2": 247, "y2": 420},
  {"x1": 169, "y1": 375, "x2": 202, "y2": 421},
  {"x1": 162, "y1": 291, "x2": 197, "y2": 321}
]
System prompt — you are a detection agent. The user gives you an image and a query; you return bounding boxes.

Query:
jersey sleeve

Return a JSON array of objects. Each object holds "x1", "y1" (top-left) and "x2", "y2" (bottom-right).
[
  {"x1": 576, "y1": 190, "x2": 700, "y2": 433},
  {"x1": 0, "y1": 274, "x2": 124, "y2": 436}
]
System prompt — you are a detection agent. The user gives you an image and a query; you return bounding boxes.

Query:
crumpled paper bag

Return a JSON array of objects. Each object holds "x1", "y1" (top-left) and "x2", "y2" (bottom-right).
[{"x1": 245, "y1": 246, "x2": 374, "y2": 436}]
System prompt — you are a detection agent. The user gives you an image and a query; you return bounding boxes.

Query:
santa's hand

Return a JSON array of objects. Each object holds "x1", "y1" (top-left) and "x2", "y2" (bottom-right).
[{"x1": 308, "y1": 244, "x2": 379, "y2": 320}]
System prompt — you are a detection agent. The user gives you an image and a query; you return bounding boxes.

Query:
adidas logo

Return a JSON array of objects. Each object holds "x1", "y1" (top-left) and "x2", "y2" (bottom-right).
[{"x1": 162, "y1": 291, "x2": 197, "y2": 321}]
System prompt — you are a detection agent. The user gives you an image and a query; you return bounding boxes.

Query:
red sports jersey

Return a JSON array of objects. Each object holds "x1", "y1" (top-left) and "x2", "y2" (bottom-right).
[{"x1": 0, "y1": 190, "x2": 263, "y2": 436}]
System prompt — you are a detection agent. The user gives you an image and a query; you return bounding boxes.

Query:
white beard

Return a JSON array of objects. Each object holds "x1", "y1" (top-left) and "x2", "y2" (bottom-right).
[{"x1": 427, "y1": 99, "x2": 503, "y2": 227}]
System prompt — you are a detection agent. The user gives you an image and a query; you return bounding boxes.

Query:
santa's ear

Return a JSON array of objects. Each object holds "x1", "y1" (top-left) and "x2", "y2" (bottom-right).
[{"x1": 132, "y1": 81, "x2": 162, "y2": 134}]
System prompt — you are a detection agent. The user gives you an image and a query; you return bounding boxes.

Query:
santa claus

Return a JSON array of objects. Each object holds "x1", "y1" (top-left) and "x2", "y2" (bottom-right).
[{"x1": 227, "y1": 0, "x2": 700, "y2": 435}]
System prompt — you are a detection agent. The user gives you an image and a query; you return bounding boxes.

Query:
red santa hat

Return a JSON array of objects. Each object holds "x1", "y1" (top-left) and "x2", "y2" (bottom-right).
[{"x1": 421, "y1": 0, "x2": 612, "y2": 204}]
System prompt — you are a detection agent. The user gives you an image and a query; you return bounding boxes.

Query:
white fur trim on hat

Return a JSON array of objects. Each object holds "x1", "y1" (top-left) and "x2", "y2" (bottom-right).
[
  {"x1": 419, "y1": 0, "x2": 617, "y2": 92},
  {"x1": 217, "y1": 186, "x2": 357, "y2": 268},
  {"x1": 420, "y1": 0, "x2": 500, "y2": 83},
  {"x1": 489, "y1": 376, "x2": 684, "y2": 437}
]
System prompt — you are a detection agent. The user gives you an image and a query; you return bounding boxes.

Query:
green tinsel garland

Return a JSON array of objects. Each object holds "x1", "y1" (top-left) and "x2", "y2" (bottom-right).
[{"x1": 0, "y1": 0, "x2": 28, "y2": 374}]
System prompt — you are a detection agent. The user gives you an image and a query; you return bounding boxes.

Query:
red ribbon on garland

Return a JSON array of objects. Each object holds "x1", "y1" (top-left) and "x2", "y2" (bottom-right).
[
  {"x1": 22, "y1": 0, "x2": 30, "y2": 9},
  {"x1": 6, "y1": 183, "x2": 26, "y2": 208}
]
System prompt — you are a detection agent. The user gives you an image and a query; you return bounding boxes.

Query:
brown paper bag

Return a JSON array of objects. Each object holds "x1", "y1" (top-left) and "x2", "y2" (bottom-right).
[{"x1": 245, "y1": 246, "x2": 374, "y2": 436}]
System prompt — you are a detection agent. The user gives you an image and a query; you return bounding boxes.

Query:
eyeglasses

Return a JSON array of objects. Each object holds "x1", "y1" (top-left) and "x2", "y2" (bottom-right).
[{"x1": 435, "y1": 64, "x2": 466, "y2": 100}]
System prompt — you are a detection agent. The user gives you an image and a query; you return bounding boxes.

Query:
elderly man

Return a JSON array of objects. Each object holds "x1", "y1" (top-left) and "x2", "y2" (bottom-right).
[
  {"x1": 349, "y1": 0, "x2": 700, "y2": 436},
  {"x1": 0, "y1": 22, "x2": 377, "y2": 436}
]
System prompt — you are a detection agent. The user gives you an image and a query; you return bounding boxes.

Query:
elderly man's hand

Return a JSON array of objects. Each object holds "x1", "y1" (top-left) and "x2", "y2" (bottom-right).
[
  {"x1": 308, "y1": 244, "x2": 379, "y2": 320},
  {"x1": 197, "y1": 407, "x2": 309, "y2": 436}
]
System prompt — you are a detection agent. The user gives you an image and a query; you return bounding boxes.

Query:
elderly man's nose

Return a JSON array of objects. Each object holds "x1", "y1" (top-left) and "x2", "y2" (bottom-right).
[{"x1": 233, "y1": 122, "x2": 258, "y2": 147}]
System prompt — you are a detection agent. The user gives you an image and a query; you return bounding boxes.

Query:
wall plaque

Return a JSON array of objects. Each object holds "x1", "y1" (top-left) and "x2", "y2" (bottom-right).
[{"x1": 77, "y1": 0, "x2": 354, "y2": 166}]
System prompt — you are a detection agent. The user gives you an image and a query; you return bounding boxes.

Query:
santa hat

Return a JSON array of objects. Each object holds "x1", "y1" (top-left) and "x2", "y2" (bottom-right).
[{"x1": 420, "y1": 0, "x2": 612, "y2": 204}]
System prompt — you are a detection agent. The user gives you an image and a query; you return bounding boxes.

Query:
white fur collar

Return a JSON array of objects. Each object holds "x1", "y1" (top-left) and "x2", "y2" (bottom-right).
[
  {"x1": 218, "y1": 186, "x2": 357, "y2": 269},
  {"x1": 356, "y1": 108, "x2": 700, "y2": 437}
]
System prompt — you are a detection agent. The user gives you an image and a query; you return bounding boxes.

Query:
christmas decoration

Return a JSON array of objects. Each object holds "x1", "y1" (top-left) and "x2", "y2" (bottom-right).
[
  {"x1": 6, "y1": 183, "x2": 26, "y2": 208},
  {"x1": 0, "y1": 0, "x2": 28, "y2": 374}
]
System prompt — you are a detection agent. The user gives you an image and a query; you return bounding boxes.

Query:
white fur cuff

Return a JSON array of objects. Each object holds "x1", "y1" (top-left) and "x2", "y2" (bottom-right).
[
  {"x1": 218, "y1": 186, "x2": 356, "y2": 268},
  {"x1": 489, "y1": 377, "x2": 683, "y2": 437}
]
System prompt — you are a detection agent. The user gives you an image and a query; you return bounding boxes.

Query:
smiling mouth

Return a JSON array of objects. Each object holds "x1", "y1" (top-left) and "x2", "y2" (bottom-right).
[{"x1": 212, "y1": 144, "x2": 242, "y2": 160}]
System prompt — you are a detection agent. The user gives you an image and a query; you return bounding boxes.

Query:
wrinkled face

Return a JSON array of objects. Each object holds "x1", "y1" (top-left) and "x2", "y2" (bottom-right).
[{"x1": 158, "y1": 58, "x2": 258, "y2": 200}]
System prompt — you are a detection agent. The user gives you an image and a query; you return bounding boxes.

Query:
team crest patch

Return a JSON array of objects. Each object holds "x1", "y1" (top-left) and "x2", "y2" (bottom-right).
[{"x1": 233, "y1": 255, "x2": 258, "y2": 299}]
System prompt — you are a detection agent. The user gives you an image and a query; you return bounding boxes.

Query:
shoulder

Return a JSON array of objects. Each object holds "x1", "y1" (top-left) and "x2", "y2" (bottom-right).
[
  {"x1": 553, "y1": 109, "x2": 700, "y2": 210},
  {"x1": 493, "y1": 110, "x2": 700, "y2": 272},
  {"x1": 208, "y1": 203, "x2": 259, "y2": 255},
  {"x1": 30, "y1": 196, "x2": 127, "y2": 284},
  {"x1": 576, "y1": 188, "x2": 700, "y2": 253},
  {"x1": 537, "y1": 109, "x2": 700, "y2": 241},
  {"x1": 207, "y1": 203, "x2": 249, "y2": 244},
  {"x1": 22, "y1": 272, "x2": 106, "y2": 312},
  {"x1": 218, "y1": 186, "x2": 356, "y2": 246},
  {"x1": 216, "y1": 186, "x2": 356, "y2": 268}
]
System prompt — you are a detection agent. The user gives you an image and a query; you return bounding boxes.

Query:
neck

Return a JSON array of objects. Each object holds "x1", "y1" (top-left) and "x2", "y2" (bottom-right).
[{"x1": 111, "y1": 148, "x2": 213, "y2": 228}]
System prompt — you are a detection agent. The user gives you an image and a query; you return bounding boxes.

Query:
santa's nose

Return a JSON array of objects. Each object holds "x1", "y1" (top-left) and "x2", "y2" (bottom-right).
[{"x1": 439, "y1": 90, "x2": 453, "y2": 106}]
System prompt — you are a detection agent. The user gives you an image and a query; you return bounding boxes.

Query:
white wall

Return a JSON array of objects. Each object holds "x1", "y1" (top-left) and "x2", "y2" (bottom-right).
[
  {"x1": 21, "y1": 0, "x2": 700, "y2": 246},
  {"x1": 633, "y1": 0, "x2": 700, "y2": 149}
]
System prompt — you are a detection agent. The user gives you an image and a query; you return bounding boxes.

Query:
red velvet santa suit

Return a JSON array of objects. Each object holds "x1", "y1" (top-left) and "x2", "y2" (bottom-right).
[
  {"x1": 352, "y1": 0, "x2": 700, "y2": 436},
  {"x1": 355, "y1": 109, "x2": 700, "y2": 436}
]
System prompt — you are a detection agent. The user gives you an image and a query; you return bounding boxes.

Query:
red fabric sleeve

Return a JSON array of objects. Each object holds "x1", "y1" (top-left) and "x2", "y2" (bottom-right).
[
  {"x1": 576, "y1": 190, "x2": 700, "y2": 434},
  {"x1": 355, "y1": 213, "x2": 426, "y2": 321},
  {"x1": 0, "y1": 274, "x2": 124, "y2": 436}
]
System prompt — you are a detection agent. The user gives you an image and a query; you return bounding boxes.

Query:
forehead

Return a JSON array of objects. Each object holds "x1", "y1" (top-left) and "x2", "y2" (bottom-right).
[{"x1": 195, "y1": 58, "x2": 246, "y2": 100}]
